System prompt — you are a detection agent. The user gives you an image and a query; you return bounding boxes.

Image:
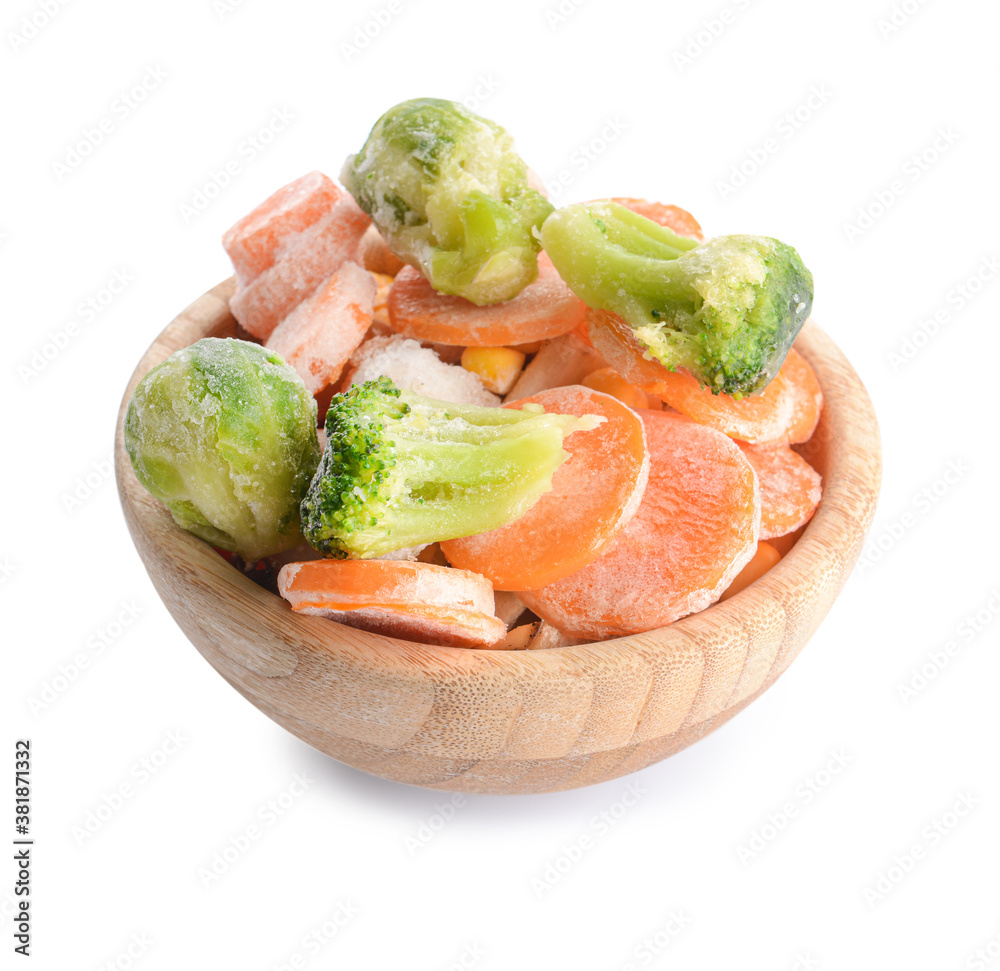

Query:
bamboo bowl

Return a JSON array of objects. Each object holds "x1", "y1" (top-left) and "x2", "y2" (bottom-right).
[{"x1": 115, "y1": 278, "x2": 881, "y2": 794}]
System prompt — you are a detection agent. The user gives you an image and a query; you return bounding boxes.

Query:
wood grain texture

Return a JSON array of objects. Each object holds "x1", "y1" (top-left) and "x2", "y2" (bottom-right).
[{"x1": 115, "y1": 277, "x2": 882, "y2": 794}]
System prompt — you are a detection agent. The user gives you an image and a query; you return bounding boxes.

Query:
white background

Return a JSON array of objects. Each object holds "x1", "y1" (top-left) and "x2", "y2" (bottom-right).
[{"x1": 4, "y1": 0, "x2": 1000, "y2": 967}]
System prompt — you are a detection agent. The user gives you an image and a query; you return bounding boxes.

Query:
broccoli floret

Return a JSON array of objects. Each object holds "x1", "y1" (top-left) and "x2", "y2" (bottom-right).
[
  {"x1": 300, "y1": 377, "x2": 598, "y2": 559},
  {"x1": 341, "y1": 98, "x2": 553, "y2": 306},
  {"x1": 540, "y1": 201, "x2": 814, "y2": 396}
]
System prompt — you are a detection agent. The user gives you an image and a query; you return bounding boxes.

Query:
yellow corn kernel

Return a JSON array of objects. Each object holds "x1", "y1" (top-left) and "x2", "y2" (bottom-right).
[
  {"x1": 581, "y1": 367, "x2": 653, "y2": 411},
  {"x1": 461, "y1": 346, "x2": 526, "y2": 395}
]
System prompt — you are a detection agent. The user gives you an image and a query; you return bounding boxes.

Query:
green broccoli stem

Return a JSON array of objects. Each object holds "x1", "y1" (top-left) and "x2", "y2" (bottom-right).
[
  {"x1": 391, "y1": 416, "x2": 570, "y2": 489},
  {"x1": 593, "y1": 203, "x2": 700, "y2": 260},
  {"x1": 539, "y1": 202, "x2": 697, "y2": 315},
  {"x1": 368, "y1": 419, "x2": 574, "y2": 550}
]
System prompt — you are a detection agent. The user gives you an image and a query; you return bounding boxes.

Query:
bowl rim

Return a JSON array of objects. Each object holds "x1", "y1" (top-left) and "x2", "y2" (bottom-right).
[{"x1": 115, "y1": 276, "x2": 882, "y2": 685}]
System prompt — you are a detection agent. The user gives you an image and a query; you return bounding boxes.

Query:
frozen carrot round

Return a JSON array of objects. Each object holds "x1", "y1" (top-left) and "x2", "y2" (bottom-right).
[
  {"x1": 441, "y1": 386, "x2": 649, "y2": 591},
  {"x1": 518, "y1": 410, "x2": 759, "y2": 639},
  {"x1": 587, "y1": 308, "x2": 823, "y2": 445},
  {"x1": 767, "y1": 524, "x2": 806, "y2": 557},
  {"x1": 387, "y1": 252, "x2": 586, "y2": 346},
  {"x1": 581, "y1": 367, "x2": 653, "y2": 411},
  {"x1": 650, "y1": 348, "x2": 823, "y2": 446},
  {"x1": 277, "y1": 559, "x2": 506, "y2": 649},
  {"x1": 719, "y1": 542, "x2": 782, "y2": 601},
  {"x1": 609, "y1": 197, "x2": 704, "y2": 240},
  {"x1": 738, "y1": 443, "x2": 822, "y2": 540}
]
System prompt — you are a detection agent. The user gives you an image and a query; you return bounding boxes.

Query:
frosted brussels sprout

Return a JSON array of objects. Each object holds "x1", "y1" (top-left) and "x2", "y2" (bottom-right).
[
  {"x1": 341, "y1": 98, "x2": 553, "y2": 306},
  {"x1": 124, "y1": 338, "x2": 321, "y2": 560}
]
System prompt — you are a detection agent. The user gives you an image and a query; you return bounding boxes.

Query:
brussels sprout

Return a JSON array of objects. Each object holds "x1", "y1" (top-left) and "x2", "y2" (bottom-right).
[
  {"x1": 341, "y1": 98, "x2": 553, "y2": 306},
  {"x1": 124, "y1": 338, "x2": 321, "y2": 559}
]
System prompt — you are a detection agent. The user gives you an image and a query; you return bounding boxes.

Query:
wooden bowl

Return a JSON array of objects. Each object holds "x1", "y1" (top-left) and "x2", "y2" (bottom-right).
[{"x1": 115, "y1": 278, "x2": 881, "y2": 794}]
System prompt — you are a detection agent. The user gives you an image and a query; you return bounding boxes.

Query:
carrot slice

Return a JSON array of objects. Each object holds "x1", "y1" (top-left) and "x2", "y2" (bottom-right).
[
  {"x1": 441, "y1": 386, "x2": 649, "y2": 590},
  {"x1": 265, "y1": 260, "x2": 375, "y2": 396},
  {"x1": 768, "y1": 524, "x2": 806, "y2": 557},
  {"x1": 277, "y1": 559, "x2": 506, "y2": 649},
  {"x1": 719, "y1": 541, "x2": 781, "y2": 601},
  {"x1": 609, "y1": 197, "x2": 704, "y2": 241},
  {"x1": 229, "y1": 192, "x2": 371, "y2": 340},
  {"x1": 587, "y1": 308, "x2": 822, "y2": 445},
  {"x1": 738, "y1": 443, "x2": 822, "y2": 539},
  {"x1": 222, "y1": 171, "x2": 339, "y2": 287},
  {"x1": 518, "y1": 410, "x2": 759, "y2": 639},
  {"x1": 650, "y1": 349, "x2": 824, "y2": 446},
  {"x1": 387, "y1": 252, "x2": 586, "y2": 346},
  {"x1": 581, "y1": 367, "x2": 653, "y2": 411}
]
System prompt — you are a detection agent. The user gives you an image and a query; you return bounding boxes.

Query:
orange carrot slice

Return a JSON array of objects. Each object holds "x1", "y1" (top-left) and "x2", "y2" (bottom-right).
[
  {"x1": 388, "y1": 252, "x2": 586, "y2": 346},
  {"x1": 650, "y1": 349, "x2": 824, "y2": 446},
  {"x1": 222, "y1": 171, "x2": 339, "y2": 287},
  {"x1": 767, "y1": 524, "x2": 806, "y2": 557},
  {"x1": 265, "y1": 261, "x2": 375, "y2": 396},
  {"x1": 581, "y1": 367, "x2": 653, "y2": 411},
  {"x1": 719, "y1": 541, "x2": 781, "y2": 601},
  {"x1": 609, "y1": 197, "x2": 704, "y2": 240},
  {"x1": 229, "y1": 191, "x2": 370, "y2": 340},
  {"x1": 738, "y1": 443, "x2": 822, "y2": 539},
  {"x1": 277, "y1": 559, "x2": 506, "y2": 649},
  {"x1": 441, "y1": 386, "x2": 649, "y2": 590},
  {"x1": 587, "y1": 308, "x2": 822, "y2": 445},
  {"x1": 518, "y1": 410, "x2": 759, "y2": 639}
]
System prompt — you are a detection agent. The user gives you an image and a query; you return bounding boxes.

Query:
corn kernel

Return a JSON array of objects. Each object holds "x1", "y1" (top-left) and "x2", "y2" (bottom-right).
[{"x1": 461, "y1": 346, "x2": 526, "y2": 395}]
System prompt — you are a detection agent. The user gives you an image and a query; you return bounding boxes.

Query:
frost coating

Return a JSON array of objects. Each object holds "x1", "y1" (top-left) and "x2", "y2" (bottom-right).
[
  {"x1": 348, "y1": 334, "x2": 499, "y2": 407},
  {"x1": 341, "y1": 98, "x2": 553, "y2": 306},
  {"x1": 124, "y1": 337, "x2": 321, "y2": 559}
]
